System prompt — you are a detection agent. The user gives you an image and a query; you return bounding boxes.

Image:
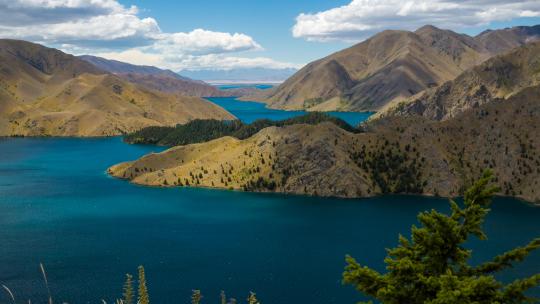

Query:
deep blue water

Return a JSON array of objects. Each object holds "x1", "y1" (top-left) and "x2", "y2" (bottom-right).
[
  {"x1": 207, "y1": 97, "x2": 374, "y2": 126},
  {"x1": 0, "y1": 137, "x2": 539, "y2": 304}
]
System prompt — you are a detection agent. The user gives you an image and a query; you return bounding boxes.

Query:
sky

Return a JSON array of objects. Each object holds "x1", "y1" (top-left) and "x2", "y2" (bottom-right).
[{"x1": 0, "y1": 0, "x2": 539, "y2": 71}]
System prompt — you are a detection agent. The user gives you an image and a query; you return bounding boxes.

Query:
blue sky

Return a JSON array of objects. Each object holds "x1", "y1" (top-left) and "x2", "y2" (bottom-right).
[
  {"x1": 125, "y1": 0, "x2": 353, "y2": 65},
  {"x1": 125, "y1": 0, "x2": 540, "y2": 68},
  {"x1": 0, "y1": 0, "x2": 539, "y2": 71}
]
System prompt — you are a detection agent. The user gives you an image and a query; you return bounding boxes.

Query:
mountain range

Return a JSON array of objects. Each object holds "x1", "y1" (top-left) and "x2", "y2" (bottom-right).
[
  {"x1": 180, "y1": 68, "x2": 297, "y2": 83},
  {"x1": 374, "y1": 41, "x2": 540, "y2": 120},
  {"x1": 79, "y1": 55, "x2": 238, "y2": 97},
  {"x1": 109, "y1": 40, "x2": 540, "y2": 203},
  {"x1": 252, "y1": 25, "x2": 540, "y2": 112},
  {"x1": 0, "y1": 39, "x2": 234, "y2": 136}
]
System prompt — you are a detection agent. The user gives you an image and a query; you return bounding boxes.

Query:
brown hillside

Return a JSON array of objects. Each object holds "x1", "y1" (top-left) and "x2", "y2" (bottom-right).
[
  {"x1": 0, "y1": 39, "x2": 235, "y2": 136},
  {"x1": 109, "y1": 83, "x2": 540, "y2": 203},
  {"x1": 117, "y1": 73, "x2": 234, "y2": 97},
  {"x1": 255, "y1": 25, "x2": 539, "y2": 112},
  {"x1": 475, "y1": 25, "x2": 540, "y2": 54},
  {"x1": 376, "y1": 42, "x2": 540, "y2": 120}
]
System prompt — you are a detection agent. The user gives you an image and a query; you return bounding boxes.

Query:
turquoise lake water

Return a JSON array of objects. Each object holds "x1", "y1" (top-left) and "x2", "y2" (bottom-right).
[
  {"x1": 0, "y1": 137, "x2": 539, "y2": 304},
  {"x1": 207, "y1": 97, "x2": 374, "y2": 126}
]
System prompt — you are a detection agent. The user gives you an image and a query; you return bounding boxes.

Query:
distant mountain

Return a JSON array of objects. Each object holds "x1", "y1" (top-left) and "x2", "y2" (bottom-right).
[
  {"x1": 256, "y1": 24, "x2": 540, "y2": 112},
  {"x1": 79, "y1": 55, "x2": 191, "y2": 80},
  {"x1": 376, "y1": 41, "x2": 540, "y2": 120},
  {"x1": 0, "y1": 39, "x2": 234, "y2": 136},
  {"x1": 180, "y1": 68, "x2": 297, "y2": 83},
  {"x1": 475, "y1": 25, "x2": 540, "y2": 54},
  {"x1": 79, "y1": 55, "x2": 234, "y2": 97}
]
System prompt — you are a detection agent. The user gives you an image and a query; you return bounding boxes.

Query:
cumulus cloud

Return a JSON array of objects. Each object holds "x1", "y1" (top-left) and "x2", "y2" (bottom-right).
[
  {"x1": 293, "y1": 0, "x2": 540, "y2": 41},
  {"x1": 153, "y1": 29, "x2": 262, "y2": 56},
  {"x1": 0, "y1": 0, "x2": 260, "y2": 53},
  {"x1": 0, "y1": 0, "x2": 286, "y2": 69},
  {"x1": 0, "y1": 13, "x2": 160, "y2": 48},
  {"x1": 0, "y1": 0, "x2": 132, "y2": 26}
]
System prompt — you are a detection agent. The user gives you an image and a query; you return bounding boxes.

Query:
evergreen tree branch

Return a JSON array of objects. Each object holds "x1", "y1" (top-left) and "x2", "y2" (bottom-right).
[
  {"x1": 472, "y1": 238, "x2": 540, "y2": 275},
  {"x1": 343, "y1": 255, "x2": 385, "y2": 297},
  {"x1": 501, "y1": 274, "x2": 540, "y2": 304}
]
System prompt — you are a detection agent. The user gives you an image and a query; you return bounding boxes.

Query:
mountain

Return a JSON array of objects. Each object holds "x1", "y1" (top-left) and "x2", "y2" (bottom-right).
[
  {"x1": 376, "y1": 41, "x2": 540, "y2": 120},
  {"x1": 79, "y1": 55, "x2": 235, "y2": 97},
  {"x1": 256, "y1": 25, "x2": 540, "y2": 112},
  {"x1": 109, "y1": 83, "x2": 540, "y2": 202},
  {"x1": 0, "y1": 39, "x2": 235, "y2": 136},
  {"x1": 79, "y1": 55, "x2": 191, "y2": 80},
  {"x1": 475, "y1": 25, "x2": 540, "y2": 54},
  {"x1": 109, "y1": 42, "x2": 540, "y2": 203},
  {"x1": 180, "y1": 68, "x2": 297, "y2": 83}
]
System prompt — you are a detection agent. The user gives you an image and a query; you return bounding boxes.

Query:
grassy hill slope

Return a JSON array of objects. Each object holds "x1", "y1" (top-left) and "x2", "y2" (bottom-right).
[{"x1": 0, "y1": 40, "x2": 235, "y2": 136}]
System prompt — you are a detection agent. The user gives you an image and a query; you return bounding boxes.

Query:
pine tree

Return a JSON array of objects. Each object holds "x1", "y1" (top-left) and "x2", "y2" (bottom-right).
[
  {"x1": 247, "y1": 292, "x2": 259, "y2": 304},
  {"x1": 343, "y1": 170, "x2": 540, "y2": 303},
  {"x1": 191, "y1": 290, "x2": 202, "y2": 304},
  {"x1": 122, "y1": 273, "x2": 134, "y2": 304},
  {"x1": 137, "y1": 266, "x2": 149, "y2": 304}
]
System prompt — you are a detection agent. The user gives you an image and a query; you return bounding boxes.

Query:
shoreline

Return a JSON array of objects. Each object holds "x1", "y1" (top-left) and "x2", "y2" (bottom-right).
[{"x1": 106, "y1": 168, "x2": 540, "y2": 206}]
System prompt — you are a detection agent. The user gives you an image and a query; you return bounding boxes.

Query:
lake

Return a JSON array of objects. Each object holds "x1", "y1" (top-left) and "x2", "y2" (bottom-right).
[
  {"x1": 206, "y1": 97, "x2": 374, "y2": 126},
  {"x1": 0, "y1": 137, "x2": 539, "y2": 304}
]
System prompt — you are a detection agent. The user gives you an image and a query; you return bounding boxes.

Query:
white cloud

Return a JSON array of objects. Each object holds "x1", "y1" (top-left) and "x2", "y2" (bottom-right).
[
  {"x1": 171, "y1": 54, "x2": 301, "y2": 71},
  {"x1": 0, "y1": 13, "x2": 160, "y2": 48},
  {"x1": 96, "y1": 49, "x2": 164, "y2": 67},
  {"x1": 0, "y1": 0, "x2": 282, "y2": 70},
  {"x1": 0, "y1": 0, "x2": 133, "y2": 26},
  {"x1": 154, "y1": 29, "x2": 262, "y2": 56},
  {"x1": 293, "y1": 0, "x2": 540, "y2": 42},
  {"x1": 0, "y1": 0, "x2": 260, "y2": 53},
  {"x1": 96, "y1": 50, "x2": 300, "y2": 71}
]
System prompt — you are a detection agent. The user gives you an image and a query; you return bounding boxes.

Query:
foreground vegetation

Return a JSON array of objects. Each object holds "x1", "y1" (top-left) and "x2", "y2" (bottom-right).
[
  {"x1": 119, "y1": 266, "x2": 260, "y2": 304},
  {"x1": 123, "y1": 112, "x2": 358, "y2": 146},
  {"x1": 344, "y1": 171, "x2": 540, "y2": 303}
]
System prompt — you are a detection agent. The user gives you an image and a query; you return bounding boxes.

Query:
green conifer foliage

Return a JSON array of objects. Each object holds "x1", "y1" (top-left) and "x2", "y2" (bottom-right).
[
  {"x1": 343, "y1": 170, "x2": 540, "y2": 304},
  {"x1": 137, "y1": 266, "x2": 149, "y2": 304},
  {"x1": 122, "y1": 273, "x2": 134, "y2": 304}
]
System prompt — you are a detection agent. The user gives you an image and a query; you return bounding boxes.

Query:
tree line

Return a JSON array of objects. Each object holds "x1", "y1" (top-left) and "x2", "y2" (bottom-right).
[{"x1": 123, "y1": 112, "x2": 358, "y2": 146}]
